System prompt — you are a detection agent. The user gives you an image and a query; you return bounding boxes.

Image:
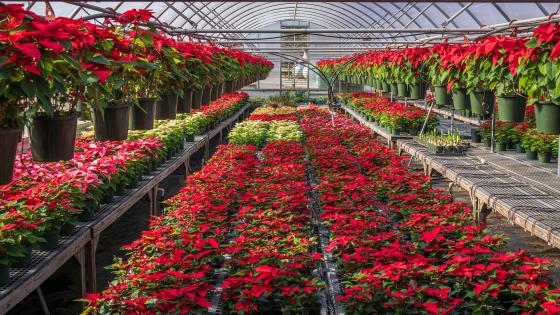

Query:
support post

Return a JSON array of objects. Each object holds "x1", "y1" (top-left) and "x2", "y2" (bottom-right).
[{"x1": 86, "y1": 236, "x2": 99, "y2": 292}]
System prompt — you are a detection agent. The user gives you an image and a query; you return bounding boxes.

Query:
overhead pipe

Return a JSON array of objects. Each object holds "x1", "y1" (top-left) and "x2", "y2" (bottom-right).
[{"x1": 178, "y1": 28, "x2": 490, "y2": 34}]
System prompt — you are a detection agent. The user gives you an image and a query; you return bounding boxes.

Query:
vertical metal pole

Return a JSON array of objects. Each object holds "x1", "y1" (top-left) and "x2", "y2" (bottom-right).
[
  {"x1": 450, "y1": 108, "x2": 455, "y2": 135},
  {"x1": 408, "y1": 101, "x2": 434, "y2": 166},
  {"x1": 557, "y1": 134, "x2": 560, "y2": 176},
  {"x1": 279, "y1": 62, "x2": 283, "y2": 95},
  {"x1": 307, "y1": 60, "x2": 310, "y2": 99},
  {"x1": 390, "y1": 92, "x2": 394, "y2": 102},
  {"x1": 490, "y1": 103, "x2": 496, "y2": 153}
]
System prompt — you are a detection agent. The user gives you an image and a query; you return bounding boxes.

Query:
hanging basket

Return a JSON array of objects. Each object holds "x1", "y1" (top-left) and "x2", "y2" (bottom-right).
[
  {"x1": 202, "y1": 86, "x2": 212, "y2": 106},
  {"x1": 469, "y1": 90, "x2": 494, "y2": 117},
  {"x1": 0, "y1": 128, "x2": 21, "y2": 185},
  {"x1": 434, "y1": 85, "x2": 450, "y2": 106},
  {"x1": 534, "y1": 102, "x2": 560, "y2": 134},
  {"x1": 381, "y1": 81, "x2": 389, "y2": 92},
  {"x1": 390, "y1": 82, "x2": 398, "y2": 95},
  {"x1": 155, "y1": 93, "x2": 178, "y2": 120},
  {"x1": 211, "y1": 84, "x2": 220, "y2": 101},
  {"x1": 192, "y1": 89, "x2": 203, "y2": 109},
  {"x1": 409, "y1": 83, "x2": 426, "y2": 100},
  {"x1": 31, "y1": 112, "x2": 77, "y2": 162},
  {"x1": 225, "y1": 80, "x2": 236, "y2": 93},
  {"x1": 397, "y1": 83, "x2": 409, "y2": 98},
  {"x1": 497, "y1": 95, "x2": 526, "y2": 122},
  {"x1": 178, "y1": 89, "x2": 192, "y2": 114},
  {"x1": 129, "y1": 98, "x2": 155, "y2": 130},
  {"x1": 94, "y1": 105, "x2": 130, "y2": 141},
  {"x1": 452, "y1": 89, "x2": 470, "y2": 113}
]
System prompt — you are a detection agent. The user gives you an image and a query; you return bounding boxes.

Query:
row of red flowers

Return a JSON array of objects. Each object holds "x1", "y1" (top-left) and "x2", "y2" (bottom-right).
[
  {"x1": 83, "y1": 144, "x2": 258, "y2": 314},
  {"x1": 221, "y1": 141, "x2": 323, "y2": 313},
  {"x1": 0, "y1": 93, "x2": 248, "y2": 270},
  {"x1": 299, "y1": 108, "x2": 560, "y2": 314},
  {"x1": 339, "y1": 92, "x2": 438, "y2": 133}
]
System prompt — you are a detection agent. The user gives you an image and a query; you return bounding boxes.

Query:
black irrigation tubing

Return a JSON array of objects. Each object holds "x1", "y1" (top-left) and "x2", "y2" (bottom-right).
[
  {"x1": 302, "y1": 142, "x2": 346, "y2": 315},
  {"x1": 208, "y1": 150, "x2": 263, "y2": 315}
]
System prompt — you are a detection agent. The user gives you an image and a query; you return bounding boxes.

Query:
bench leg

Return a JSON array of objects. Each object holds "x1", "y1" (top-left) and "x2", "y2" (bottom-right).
[{"x1": 36, "y1": 287, "x2": 50, "y2": 315}]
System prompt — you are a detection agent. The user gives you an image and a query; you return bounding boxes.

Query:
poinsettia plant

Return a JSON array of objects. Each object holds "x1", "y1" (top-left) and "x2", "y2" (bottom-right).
[{"x1": 517, "y1": 23, "x2": 560, "y2": 105}]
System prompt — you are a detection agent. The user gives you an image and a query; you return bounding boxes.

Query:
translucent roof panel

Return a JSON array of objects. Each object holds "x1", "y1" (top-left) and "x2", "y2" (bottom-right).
[{"x1": 13, "y1": 1, "x2": 560, "y2": 56}]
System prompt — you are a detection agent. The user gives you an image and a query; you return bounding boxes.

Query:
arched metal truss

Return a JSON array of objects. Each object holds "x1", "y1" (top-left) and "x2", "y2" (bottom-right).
[{"x1": 16, "y1": 1, "x2": 560, "y2": 58}]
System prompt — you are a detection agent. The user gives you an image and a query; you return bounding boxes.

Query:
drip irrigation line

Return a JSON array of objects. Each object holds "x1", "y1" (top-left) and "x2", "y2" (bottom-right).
[{"x1": 302, "y1": 141, "x2": 346, "y2": 315}]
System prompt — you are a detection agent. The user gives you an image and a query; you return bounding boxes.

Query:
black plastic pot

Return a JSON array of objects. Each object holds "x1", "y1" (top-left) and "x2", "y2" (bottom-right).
[
  {"x1": 41, "y1": 228, "x2": 60, "y2": 250},
  {"x1": 471, "y1": 129, "x2": 481, "y2": 143},
  {"x1": 202, "y1": 86, "x2": 212, "y2": 106},
  {"x1": 155, "y1": 93, "x2": 178, "y2": 120},
  {"x1": 210, "y1": 85, "x2": 219, "y2": 101},
  {"x1": 178, "y1": 89, "x2": 192, "y2": 114},
  {"x1": 192, "y1": 89, "x2": 203, "y2": 109},
  {"x1": 0, "y1": 128, "x2": 20, "y2": 185},
  {"x1": 225, "y1": 80, "x2": 236, "y2": 93},
  {"x1": 94, "y1": 105, "x2": 130, "y2": 141},
  {"x1": 130, "y1": 98, "x2": 155, "y2": 130},
  {"x1": 0, "y1": 264, "x2": 9, "y2": 285},
  {"x1": 31, "y1": 113, "x2": 77, "y2": 162}
]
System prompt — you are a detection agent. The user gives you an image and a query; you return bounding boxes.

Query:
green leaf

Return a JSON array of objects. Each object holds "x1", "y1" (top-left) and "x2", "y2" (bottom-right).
[
  {"x1": 88, "y1": 55, "x2": 110, "y2": 65},
  {"x1": 21, "y1": 80, "x2": 37, "y2": 99},
  {"x1": 0, "y1": 56, "x2": 9, "y2": 67},
  {"x1": 525, "y1": 37, "x2": 539, "y2": 49}
]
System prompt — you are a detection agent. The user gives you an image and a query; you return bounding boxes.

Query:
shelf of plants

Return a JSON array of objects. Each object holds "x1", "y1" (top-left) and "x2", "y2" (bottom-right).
[
  {"x1": 318, "y1": 23, "x2": 560, "y2": 137},
  {"x1": 82, "y1": 105, "x2": 559, "y2": 314},
  {"x1": 0, "y1": 92, "x2": 253, "y2": 313}
]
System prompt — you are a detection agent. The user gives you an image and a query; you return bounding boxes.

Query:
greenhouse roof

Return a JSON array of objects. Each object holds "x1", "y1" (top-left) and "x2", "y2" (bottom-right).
[{"x1": 12, "y1": 1, "x2": 560, "y2": 57}]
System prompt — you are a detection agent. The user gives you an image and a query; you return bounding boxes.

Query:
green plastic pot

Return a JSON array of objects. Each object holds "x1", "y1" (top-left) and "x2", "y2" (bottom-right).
[
  {"x1": 381, "y1": 82, "x2": 390, "y2": 92},
  {"x1": 483, "y1": 138, "x2": 491, "y2": 148},
  {"x1": 515, "y1": 143, "x2": 525, "y2": 153},
  {"x1": 390, "y1": 83, "x2": 398, "y2": 95},
  {"x1": 397, "y1": 83, "x2": 409, "y2": 97},
  {"x1": 497, "y1": 95, "x2": 526, "y2": 122},
  {"x1": 495, "y1": 142, "x2": 507, "y2": 152},
  {"x1": 376, "y1": 80, "x2": 383, "y2": 90},
  {"x1": 452, "y1": 89, "x2": 470, "y2": 112},
  {"x1": 409, "y1": 84, "x2": 426, "y2": 100},
  {"x1": 526, "y1": 150, "x2": 538, "y2": 160},
  {"x1": 469, "y1": 90, "x2": 494, "y2": 117},
  {"x1": 534, "y1": 102, "x2": 560, "y2": 134},
  {"x1": 434, "y1": 85, "x2": 450, "y2": 106},
  {"x1": 538, "y1": 152, "x2": 552, "y2": 163}
]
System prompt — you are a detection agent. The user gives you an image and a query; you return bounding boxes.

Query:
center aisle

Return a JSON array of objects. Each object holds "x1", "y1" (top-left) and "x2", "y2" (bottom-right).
[{"x1": 83, "y1": 106, "x2": 559, "y2": 315}]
